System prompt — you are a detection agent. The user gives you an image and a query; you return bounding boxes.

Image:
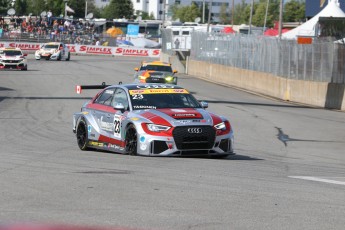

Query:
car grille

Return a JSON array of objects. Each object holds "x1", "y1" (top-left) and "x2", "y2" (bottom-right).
[
  {"x1": 3, "y1": 60, "x2": 20, "y2": 63},
  {"x1": 146, "y1": 77, "x2": 166, "y2": 83},
  {"x1": 173, "y1": 126, "x2": 216, "y2": 150}
]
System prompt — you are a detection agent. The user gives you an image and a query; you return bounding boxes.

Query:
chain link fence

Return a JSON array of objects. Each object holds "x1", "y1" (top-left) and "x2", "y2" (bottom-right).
[{"x1": 188, "y1": 32, "x2": 345, "y2": 84}]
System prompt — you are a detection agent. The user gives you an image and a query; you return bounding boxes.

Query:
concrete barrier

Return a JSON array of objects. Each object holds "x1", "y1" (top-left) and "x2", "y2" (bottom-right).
[{"x1": 187, "y1": 59, "x2": 345, "y2": 111}]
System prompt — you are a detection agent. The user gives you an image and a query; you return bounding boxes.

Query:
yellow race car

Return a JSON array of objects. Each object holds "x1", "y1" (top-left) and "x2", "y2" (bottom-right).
[{"x1": 134, "y1": 61, "x2": 178, "y2": 85}]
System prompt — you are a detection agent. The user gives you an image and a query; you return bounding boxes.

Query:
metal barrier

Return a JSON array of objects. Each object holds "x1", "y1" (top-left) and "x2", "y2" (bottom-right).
[{"x1": 187, "y1": 32, "x2": 345, "y2": 84}]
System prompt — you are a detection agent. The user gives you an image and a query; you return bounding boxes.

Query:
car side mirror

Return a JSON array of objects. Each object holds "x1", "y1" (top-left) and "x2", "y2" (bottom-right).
[
  {"x1": 24, "y1": 54, "x2": 28, "y2": 56},
  {"x1": 200, "y1": 101, "x2": 208, "y2": 109},
  {"x1": 134, "y1": 67, "x2": 139, "y2": 71},
  {"x1": 114, "y1": 103, "x2": 125, "y2": 112},
  {"x1": 173, "y1": 70, "x2": 178, "y2": 73}
]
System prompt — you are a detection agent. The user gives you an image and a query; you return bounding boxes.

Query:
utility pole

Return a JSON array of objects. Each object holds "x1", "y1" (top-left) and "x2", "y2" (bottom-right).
[
  {"x1": 232, "y1": 0, "x2": 234, "y2": 27},
  {"x1": 264, "y1": 0, "x2": 269, "y2": 32},
  {"x1": 207, "y1": 0, "x2": 213, "y2": 32},
  {"x1": 278, "y1": 0, "x2": 283, "y2": 38},
  {"x1": 202, "y1": 0, "x2": 205, "y2": 23},
  {"x1": 85, "y1": 0, "x2": 87, "y2": 18},
  {"x1": 249, "y1": 0, "x2": 254, "y2": 34}
]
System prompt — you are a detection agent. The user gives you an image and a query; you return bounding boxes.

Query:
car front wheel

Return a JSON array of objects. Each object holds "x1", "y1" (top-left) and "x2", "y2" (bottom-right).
[{"x1": 125, "y1": 124, "x2": 137, "y2": 155}]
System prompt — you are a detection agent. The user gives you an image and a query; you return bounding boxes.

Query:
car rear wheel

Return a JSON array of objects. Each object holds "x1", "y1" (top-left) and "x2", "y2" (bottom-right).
[
  {"x1": 125, "y1": 124, "x2": 137, "y2": 155},
  {"x1": 66, "y1": 52, "x2": 70, "y2": 61},
  {"x1": 76, "y1": 118, "x2": 89, "y2": 150}
]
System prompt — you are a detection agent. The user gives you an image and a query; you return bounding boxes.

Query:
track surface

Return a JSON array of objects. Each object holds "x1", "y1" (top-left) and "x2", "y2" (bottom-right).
[{"x1": 0, "y1": 55, "x2": 344, "y2": 230}]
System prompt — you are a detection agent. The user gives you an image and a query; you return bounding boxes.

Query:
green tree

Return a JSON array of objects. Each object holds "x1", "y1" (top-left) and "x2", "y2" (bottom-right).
[
  {"x1": 45, "y1": 0, "x2": 63, "y2": 17},
  {"x1": 233, "y1": 0, "x2": 250, "y2": 25},
  {"x1": 252, "y1": 0, "x2": 279, "y2": 27},
  {"x1": 0, "y1": 0, "x2": 11, "y2": 15},
  {"x1": 102, "y1": 0, "x2": 134, "y2": 20},
  {"x1": 219, "y1": 3, "x2": 228, "y2": 24},
  {"x1": 284, "y1": 0, "x2": 305, "y2": 22},
  {"x1": 27, "y1": 0, "x2": 46, "y2": 16},
  {"x1": 173, "y1": 2, "x2": 200, "y2": 23},
  {"x1": 14, "y1": 0, "x2": 27, "y2": 15}
]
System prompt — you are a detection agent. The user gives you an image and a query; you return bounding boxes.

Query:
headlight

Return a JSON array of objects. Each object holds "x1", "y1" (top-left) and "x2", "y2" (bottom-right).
[
  {"x1": 147, "y1": 124, "x2": 171, "y2": 132},
  {"x1": 214, "y1": 122, "x2": 226, "y2": 130},
  {"x1": 165, "y1": 76, "x2": 173, "y2": 81}
]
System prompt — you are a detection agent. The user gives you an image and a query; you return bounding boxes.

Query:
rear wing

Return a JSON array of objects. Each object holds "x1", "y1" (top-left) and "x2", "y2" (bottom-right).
[{"x1": 75, "y1": 81, "x2": 122, "y2": 94}]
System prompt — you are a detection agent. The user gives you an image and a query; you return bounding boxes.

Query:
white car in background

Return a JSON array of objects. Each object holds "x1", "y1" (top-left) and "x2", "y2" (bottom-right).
[
  {"x1": 0, "y1": 47, "x2": 28, "y2": 70},
  {"x1": 35, "y1": 42, "x2": 70, "y2": 61}
]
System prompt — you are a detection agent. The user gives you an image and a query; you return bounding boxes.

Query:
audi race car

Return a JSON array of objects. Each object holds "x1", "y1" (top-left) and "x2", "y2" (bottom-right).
[
  {"x1": 0, "y1": 47, "x2": 28, "y2": 70},
  {"x1": 73, "y1": 83, "x2": 234, "y2": 157},
  {"x1": 134, "y1": 61, "x2": 178, "y2": 85},
  {"x1": 35, "y1": 42, "x2": 70, "y2": 61}
]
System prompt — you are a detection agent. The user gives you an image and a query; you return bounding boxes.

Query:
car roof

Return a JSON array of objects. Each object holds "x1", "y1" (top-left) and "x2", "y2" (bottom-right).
[
  {"x1": 141, "y1": 61, "x2": 171, "y2": 67},
  {"x1": 0, "y1": 47, "x2": 23, "y2": 51},
  {"x1": 109, "y1": 83, "x2": 185, "y2": 91},
  {"x1": 45, "y1": 42, "x2": 62, "y2": 45}
]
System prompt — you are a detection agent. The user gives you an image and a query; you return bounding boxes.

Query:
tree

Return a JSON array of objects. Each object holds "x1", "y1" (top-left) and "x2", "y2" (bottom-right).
[
  {"x1": 0, "y1": 0, "x2": 11, "y2": 15},
  {"x1": 219, "y1": 3, "x2": 228, "y2": 24},
  {"x1": 45, "y1": 0, "x2": 64, "y2": 17},
  {"x1": 233, "y1": 0, "x2": 250, "y2": 25},
  {"x1": 102, "y1": 0, "x2": 134, "y2": 20},
  {"x1": 26, "y1": 0, "x2": 46, "y2": 16},
  {"x1": 284, "y1": 0, "x2": 305, "y2": 22},
  {"x1": 252, "y1": 0, "x2": 279, "y2": 27},
  {"x1": 172, "y1": 2, "x2": 200, "y2": 23},
  {"x1": 14, "y1": 0, "x2": 29, "y2": 15}
]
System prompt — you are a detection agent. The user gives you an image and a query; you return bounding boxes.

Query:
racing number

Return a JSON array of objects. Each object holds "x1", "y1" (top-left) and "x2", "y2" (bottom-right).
[{"x1": 113, "y1": 114, "x2": 122, "y2": 138}]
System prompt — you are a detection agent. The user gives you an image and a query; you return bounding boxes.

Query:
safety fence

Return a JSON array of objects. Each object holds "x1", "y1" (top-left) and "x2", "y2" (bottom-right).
[
  {"x1": 0, "y1": 41, "x2": 161, "y2": 57},
  {"x1": 188, "y1": 32, "x2": 345, "y2": 84}
]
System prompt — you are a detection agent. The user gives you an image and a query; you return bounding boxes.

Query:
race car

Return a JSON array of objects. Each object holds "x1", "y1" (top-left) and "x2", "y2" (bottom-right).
[
  {"x1": 35, "y1": 42, "x2": 70, "y2": 61},
  {"x1": 73, "y1": 83, "x2": 234, "y2": 157},
  {"x1": 0, "y1": 47, "x2": 28, "y2": 70},
  {"x1": 134, "y1": 61, "x2": 178, "y2": 85}
]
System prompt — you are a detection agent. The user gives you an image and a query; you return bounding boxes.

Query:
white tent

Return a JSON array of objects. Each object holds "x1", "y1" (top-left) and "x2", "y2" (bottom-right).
[{"x1": 282, "y1": 0, "x2": 345, "y2": 39}]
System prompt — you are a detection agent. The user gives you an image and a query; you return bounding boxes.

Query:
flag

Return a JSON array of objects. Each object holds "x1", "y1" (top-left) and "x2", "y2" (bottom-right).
[
  {"x1": 66, "y1": 5, "x2": 75, "y2": 13},
  {"x1": 320, "y1": 0, "x2": 326, "y2": 7}
]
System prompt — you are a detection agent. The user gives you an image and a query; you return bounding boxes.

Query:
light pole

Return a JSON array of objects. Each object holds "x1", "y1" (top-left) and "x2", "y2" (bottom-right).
[
  {"x1": 249, "y1": 0, "x2": 254, "y2": 35},
  {"x1": 85, "y1": 0, "x2": 88, "y2": 18},
  {"x1": 264, "y1": 0, "x2": 269, "y2": 32},
  {"x1": 278, "y1": 0, "x2": 283, "y2": 39},
  {"x1": 202, "y1": 0, "x2": 205, "y2": 23}
]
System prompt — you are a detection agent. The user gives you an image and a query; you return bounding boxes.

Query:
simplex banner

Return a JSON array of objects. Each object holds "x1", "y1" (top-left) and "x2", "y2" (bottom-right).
[{"x1": 0, "y1": 42, "x2": 161, "y2": 57}]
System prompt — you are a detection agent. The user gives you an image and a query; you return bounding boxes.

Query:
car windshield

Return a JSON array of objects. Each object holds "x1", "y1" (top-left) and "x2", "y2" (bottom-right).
[
  {"x1": 130, "y1": 92, "x2": 202, "y2": 110},
  {"x1": 44, "y1": 45, "x2": 59, "y2": 49},
  {"x1": 1, "y1": 50, "x2": 22, "y2": 56},
  {"x1": 140, "y1": 65, "x2": 173, "y2": 72}
]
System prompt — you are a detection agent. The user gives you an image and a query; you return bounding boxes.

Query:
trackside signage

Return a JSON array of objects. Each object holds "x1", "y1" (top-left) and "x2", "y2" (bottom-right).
[{"x1": 0, "y1": 42, "x2": 161, "y2": 57}]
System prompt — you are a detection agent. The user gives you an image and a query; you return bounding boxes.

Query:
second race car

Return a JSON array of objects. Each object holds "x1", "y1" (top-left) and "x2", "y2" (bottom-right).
[
  {"x1": 134, "y1": 61, "x2": 178, "y2": 85},
  {"x1": 73, "y1": 83, "x2": 234, "y2": 157},
  {"x1": 35, "y1": 42, "x2": 71, "y2": 61}
]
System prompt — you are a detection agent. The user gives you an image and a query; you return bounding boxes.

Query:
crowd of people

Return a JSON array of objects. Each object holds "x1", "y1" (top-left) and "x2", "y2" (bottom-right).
[{"x1": 0, "y1": 14, "x2": 100, "y2": 45}]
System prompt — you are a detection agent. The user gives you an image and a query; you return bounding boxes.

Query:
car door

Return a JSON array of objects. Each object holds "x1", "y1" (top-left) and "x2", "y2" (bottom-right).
[
  {"x1": 109, "y1": 88, "x2": 130, "y2": 141},
  {"x1": 90, "y1": 88, "x2": 116, "y2": 139}
]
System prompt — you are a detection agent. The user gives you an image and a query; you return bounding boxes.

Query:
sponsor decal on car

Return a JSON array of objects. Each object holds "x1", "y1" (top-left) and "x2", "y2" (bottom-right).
[{"x1": 129, "y1": 89, "x2": 188, "y2": 95}]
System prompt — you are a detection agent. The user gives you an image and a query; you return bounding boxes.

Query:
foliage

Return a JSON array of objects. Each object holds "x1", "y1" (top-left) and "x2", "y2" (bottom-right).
[
  {"x1": 252, "y1": 0, "x2": 279, "y2": 27},
  {"x1": 171, "y1": 2, "x2": 200, "y2": 23},
  {"x1": 14, "y1": 0, "x2": 29, "y2": 15},
  {"x1": 135, "y1": 10, "x2": 155, "y2": 20},
  {"x1": 0, "y1": 0, "x2": 11, "y2": 15},
  {"x1": 102, "y1": 0, "x2": 134, "y2": 20},
  {"x1": 283, "y1": 0, "x2": 305, "y2": 22},
  {"x1": 233, "y1": 0, "x2": 249, "y2": 25},
  {"x1": 26, "y1": 0, "x2": 45, "y2": 17},
  {"x1": 219, "y1": 3, "x2": 228, "y2": 24}
]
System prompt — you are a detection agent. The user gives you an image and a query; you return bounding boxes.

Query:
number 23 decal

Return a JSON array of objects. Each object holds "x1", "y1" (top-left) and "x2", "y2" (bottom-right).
[{"x1": 113, "y1": 115, "x2": 122, "y2": 138}]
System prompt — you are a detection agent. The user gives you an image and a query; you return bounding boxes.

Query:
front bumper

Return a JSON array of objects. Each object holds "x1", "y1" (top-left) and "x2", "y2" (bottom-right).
[
  {"x1": 35, "y1": 52, "x2": 59, "y2": 60},
  {"x1": 0, "y1": 61, "x2": 27, "y2": 70}
]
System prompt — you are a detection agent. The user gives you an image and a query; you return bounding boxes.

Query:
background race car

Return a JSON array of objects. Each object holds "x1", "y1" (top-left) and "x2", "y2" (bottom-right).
[
  {"x1": 35, "y1": 42, "x2": 70, "y2": 61},
  {"x1": 0, "y1": 47, "x2": 28, "y2": 70},
  {"x1": 134, "y1": 61, "x2": 178, "y2": 85},
  {"x1": 73, "y1": 83, "x2": 234, "y2": 157}
]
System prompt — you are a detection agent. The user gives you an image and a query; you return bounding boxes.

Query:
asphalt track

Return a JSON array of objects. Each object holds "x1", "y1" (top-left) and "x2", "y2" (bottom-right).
[{"x1": 0, "y1": 55, "x2": 344, "y2": 230}]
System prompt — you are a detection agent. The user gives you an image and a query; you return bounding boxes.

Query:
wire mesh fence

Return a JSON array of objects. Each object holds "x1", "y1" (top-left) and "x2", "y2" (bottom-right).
[{"x1": 188, "y1": 32, "x2": 345, "y2": 84}]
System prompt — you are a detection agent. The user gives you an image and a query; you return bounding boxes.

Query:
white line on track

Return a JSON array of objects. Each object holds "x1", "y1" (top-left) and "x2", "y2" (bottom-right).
[{"x1": 289, "y1": 176, "x2": 345, "y2": 186}]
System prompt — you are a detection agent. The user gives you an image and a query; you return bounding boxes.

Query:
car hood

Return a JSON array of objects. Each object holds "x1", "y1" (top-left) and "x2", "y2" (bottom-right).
[{"x1": 133, "y1": 108, "x2": 223, "y2": 127}]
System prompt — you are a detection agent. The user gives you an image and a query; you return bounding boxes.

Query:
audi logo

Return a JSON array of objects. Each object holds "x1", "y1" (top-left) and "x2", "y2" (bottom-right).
[{"x1": 187, "y1": 128, "x2": 203, "y2": 134}]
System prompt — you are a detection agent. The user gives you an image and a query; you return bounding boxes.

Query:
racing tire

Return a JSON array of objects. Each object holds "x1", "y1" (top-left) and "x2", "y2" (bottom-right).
[
  {"x1": 125, "y1": 124, "x2": 137, "y2": 156},
  {"x1": 21, "y1": 67, "x2": 27, "y2": 71},
  {"x1": 66, "y1": 52, "x2": 70, "y2": 61},
  {"x1": 57, "y1": 53, "x2": 62, "y2": 61},
  {"x1": 76, "y1": 118, "x2": 89, "y2": 151}
]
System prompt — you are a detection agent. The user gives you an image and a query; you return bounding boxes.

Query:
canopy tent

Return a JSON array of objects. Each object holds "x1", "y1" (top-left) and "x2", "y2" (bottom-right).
[{"x1": 282, "y1": 0, "x2": 345, "y2": 39}]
